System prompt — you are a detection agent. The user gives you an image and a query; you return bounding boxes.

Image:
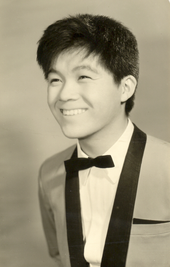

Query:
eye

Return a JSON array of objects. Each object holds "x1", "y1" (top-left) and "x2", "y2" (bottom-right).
[
  {"x1": 79, "y1": 75, "x2": 91, "y2": 80},
  {"x1": 48, "y1": 78, "x2": 62, "y2": 85},
  {"x1": 51, "y1": 78, "x2": 60, "y2": 83}
]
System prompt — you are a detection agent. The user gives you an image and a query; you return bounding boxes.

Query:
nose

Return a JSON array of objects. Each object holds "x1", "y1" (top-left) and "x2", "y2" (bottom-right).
[{"x1": 59, "y1": 81, "x2": 79, "y2": 102}]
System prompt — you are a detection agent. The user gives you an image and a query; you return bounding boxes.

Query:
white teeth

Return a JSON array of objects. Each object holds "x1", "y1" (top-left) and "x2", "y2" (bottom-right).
[{"x1": 62, "y1": 109, "x2": 86, "y2": 116}]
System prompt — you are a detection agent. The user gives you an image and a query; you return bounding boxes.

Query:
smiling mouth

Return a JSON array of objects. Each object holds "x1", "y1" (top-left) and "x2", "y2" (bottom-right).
[{"x1": 60, "y1": 109, "x2": 87, "y2": 116}]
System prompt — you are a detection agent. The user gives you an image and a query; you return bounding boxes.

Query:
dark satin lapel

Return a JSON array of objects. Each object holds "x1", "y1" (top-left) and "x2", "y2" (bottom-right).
[
  {"x1": 65, "y1": 148, "x2": 89, "y2": 267},
  {"x1": 101, "y1": 125, "x2": 147, "y2": 267},
  {"x1": 65, "y1": 125, "x2": 146, "y2": 267}
]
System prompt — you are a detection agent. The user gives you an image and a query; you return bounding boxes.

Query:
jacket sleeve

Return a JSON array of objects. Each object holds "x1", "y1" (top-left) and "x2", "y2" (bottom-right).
[{"x1": 38, "y1": 167, "x2": 63, "y2": 267}]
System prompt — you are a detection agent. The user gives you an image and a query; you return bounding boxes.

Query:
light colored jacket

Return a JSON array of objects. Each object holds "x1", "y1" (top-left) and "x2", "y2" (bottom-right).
[{"x1": 38, "y1": 133, "x2": 170, "y2": 267}]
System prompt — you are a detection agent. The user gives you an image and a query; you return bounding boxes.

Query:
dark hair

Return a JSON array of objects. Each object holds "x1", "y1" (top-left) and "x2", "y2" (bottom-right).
[{"x1": 37, "y1": 14, "x2": 139, "y2": 115}]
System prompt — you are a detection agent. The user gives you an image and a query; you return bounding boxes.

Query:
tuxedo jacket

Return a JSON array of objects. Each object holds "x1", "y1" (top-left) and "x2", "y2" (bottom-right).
[{"x1": 38, "y1": 127, "x2": 170, "y2": 267}]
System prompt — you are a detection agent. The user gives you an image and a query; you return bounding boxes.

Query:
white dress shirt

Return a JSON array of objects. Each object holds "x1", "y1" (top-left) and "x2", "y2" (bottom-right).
[{"x1": 77, "y1": 120, "x2": 134, "y2": 267}]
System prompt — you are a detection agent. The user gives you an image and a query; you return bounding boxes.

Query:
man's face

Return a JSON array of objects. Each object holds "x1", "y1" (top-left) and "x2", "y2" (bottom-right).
[{"x1": 47, "y1": 49, "x2": 126, "y2": 140}]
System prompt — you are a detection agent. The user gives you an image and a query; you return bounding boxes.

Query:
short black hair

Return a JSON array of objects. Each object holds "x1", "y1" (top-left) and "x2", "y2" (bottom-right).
[{"x1": 37, "y1": 14, "x2": 139, "y2": 115}]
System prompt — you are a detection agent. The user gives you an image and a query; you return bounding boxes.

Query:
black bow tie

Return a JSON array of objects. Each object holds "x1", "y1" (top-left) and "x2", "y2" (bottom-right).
[{"x1": 64, "y1": 155, "x2": 114, "y2": 173}]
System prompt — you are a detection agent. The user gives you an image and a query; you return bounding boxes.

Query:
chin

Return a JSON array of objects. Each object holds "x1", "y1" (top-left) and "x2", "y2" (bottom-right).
[
  {"x1": 61, "y1": 126, "x2": 90, "y2": 140},
  {"x1": 61, "y1": 128, "x2": 82, "y2": 139}
]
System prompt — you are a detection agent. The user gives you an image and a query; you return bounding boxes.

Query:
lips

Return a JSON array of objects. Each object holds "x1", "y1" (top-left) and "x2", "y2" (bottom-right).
[{"x1": 60, "y1": 109, "x2": 87, "y2": 116}]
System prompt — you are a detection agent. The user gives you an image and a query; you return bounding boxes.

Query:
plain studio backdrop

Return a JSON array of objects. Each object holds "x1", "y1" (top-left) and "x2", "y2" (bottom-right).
[{"x1": 0, "y1": 0, "x2": 169, "y2": 266}]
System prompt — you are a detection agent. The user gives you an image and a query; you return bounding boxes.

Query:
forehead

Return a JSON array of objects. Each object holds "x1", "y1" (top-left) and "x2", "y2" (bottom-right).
[{"x1": 51, "y1": 48, "x2": 102, "y2": 70}]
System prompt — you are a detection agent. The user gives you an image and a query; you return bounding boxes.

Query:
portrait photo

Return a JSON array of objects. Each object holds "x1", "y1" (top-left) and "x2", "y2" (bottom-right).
[{"x1": 1, "y1": 1, "x2": 170, "y2": 266}]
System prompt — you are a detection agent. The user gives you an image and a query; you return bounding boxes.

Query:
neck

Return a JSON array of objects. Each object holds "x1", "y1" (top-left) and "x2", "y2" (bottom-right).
[{"x1": 79, "y1": 116, "x2": 129, "y2": 158}]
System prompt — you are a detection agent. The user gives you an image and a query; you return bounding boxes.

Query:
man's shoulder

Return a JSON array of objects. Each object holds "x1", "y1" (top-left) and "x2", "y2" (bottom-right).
[
  {"x1": 134, "y1": 124, "x2": 170, "y2": 171},
  {"x1": 39, "y1": 144, "x2": 76, "y2": 182},
  {"x1": 146, "y1": 134, "x2": 170, "y2": 154},
  {"x1": 144, "y1": 133, "x2": 170, "y2": 169}
]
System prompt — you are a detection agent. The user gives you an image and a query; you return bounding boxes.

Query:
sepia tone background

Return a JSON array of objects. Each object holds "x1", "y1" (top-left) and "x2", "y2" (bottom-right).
[{"x1": 0, "y1": 0, "x2": 170, "y2": 266}]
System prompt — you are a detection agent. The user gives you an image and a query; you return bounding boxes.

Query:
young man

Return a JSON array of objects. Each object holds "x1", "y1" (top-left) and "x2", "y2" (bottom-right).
[{"x1": 37, "y1": 14, "x2": 170, "y2": 267}]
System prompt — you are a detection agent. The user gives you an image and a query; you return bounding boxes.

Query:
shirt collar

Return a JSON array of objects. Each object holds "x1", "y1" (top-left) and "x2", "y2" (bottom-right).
[{"x1": 77, "y1": 119, "x2": 134, "y2": 185}]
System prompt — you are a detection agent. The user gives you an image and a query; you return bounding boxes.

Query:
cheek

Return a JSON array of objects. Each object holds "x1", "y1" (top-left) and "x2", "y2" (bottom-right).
[
  {"x1": 47, "y1": 88, "x2": 59, "y2": 107},
  {"x1": 94, "y1": 92, "x2": 114, "y2": 110},
  {"x1": 95, "y1": 93, "x2": 121, "y2": 119}
]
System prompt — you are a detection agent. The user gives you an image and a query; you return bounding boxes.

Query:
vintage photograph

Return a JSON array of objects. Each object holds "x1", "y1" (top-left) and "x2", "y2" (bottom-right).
[{"x1": 1, "y1": 1, "x2": 170, "y2": 266}]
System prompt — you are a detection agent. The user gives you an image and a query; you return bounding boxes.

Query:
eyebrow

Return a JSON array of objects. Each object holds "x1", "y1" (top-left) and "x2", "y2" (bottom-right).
[
  {"x1": 47, "y1": 65, "x2": 99, "y2": 77},
  {"x1": 72, "y1": 65, "x2": 99, "y2": 74},
  {"x1": 47, "y1": 68, "x2": 61, "y2": 77}
]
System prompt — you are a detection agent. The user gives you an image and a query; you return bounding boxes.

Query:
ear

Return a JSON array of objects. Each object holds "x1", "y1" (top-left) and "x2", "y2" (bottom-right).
[{"x1": 120, "y1": 75, "x2": 137, "y2": 102}]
